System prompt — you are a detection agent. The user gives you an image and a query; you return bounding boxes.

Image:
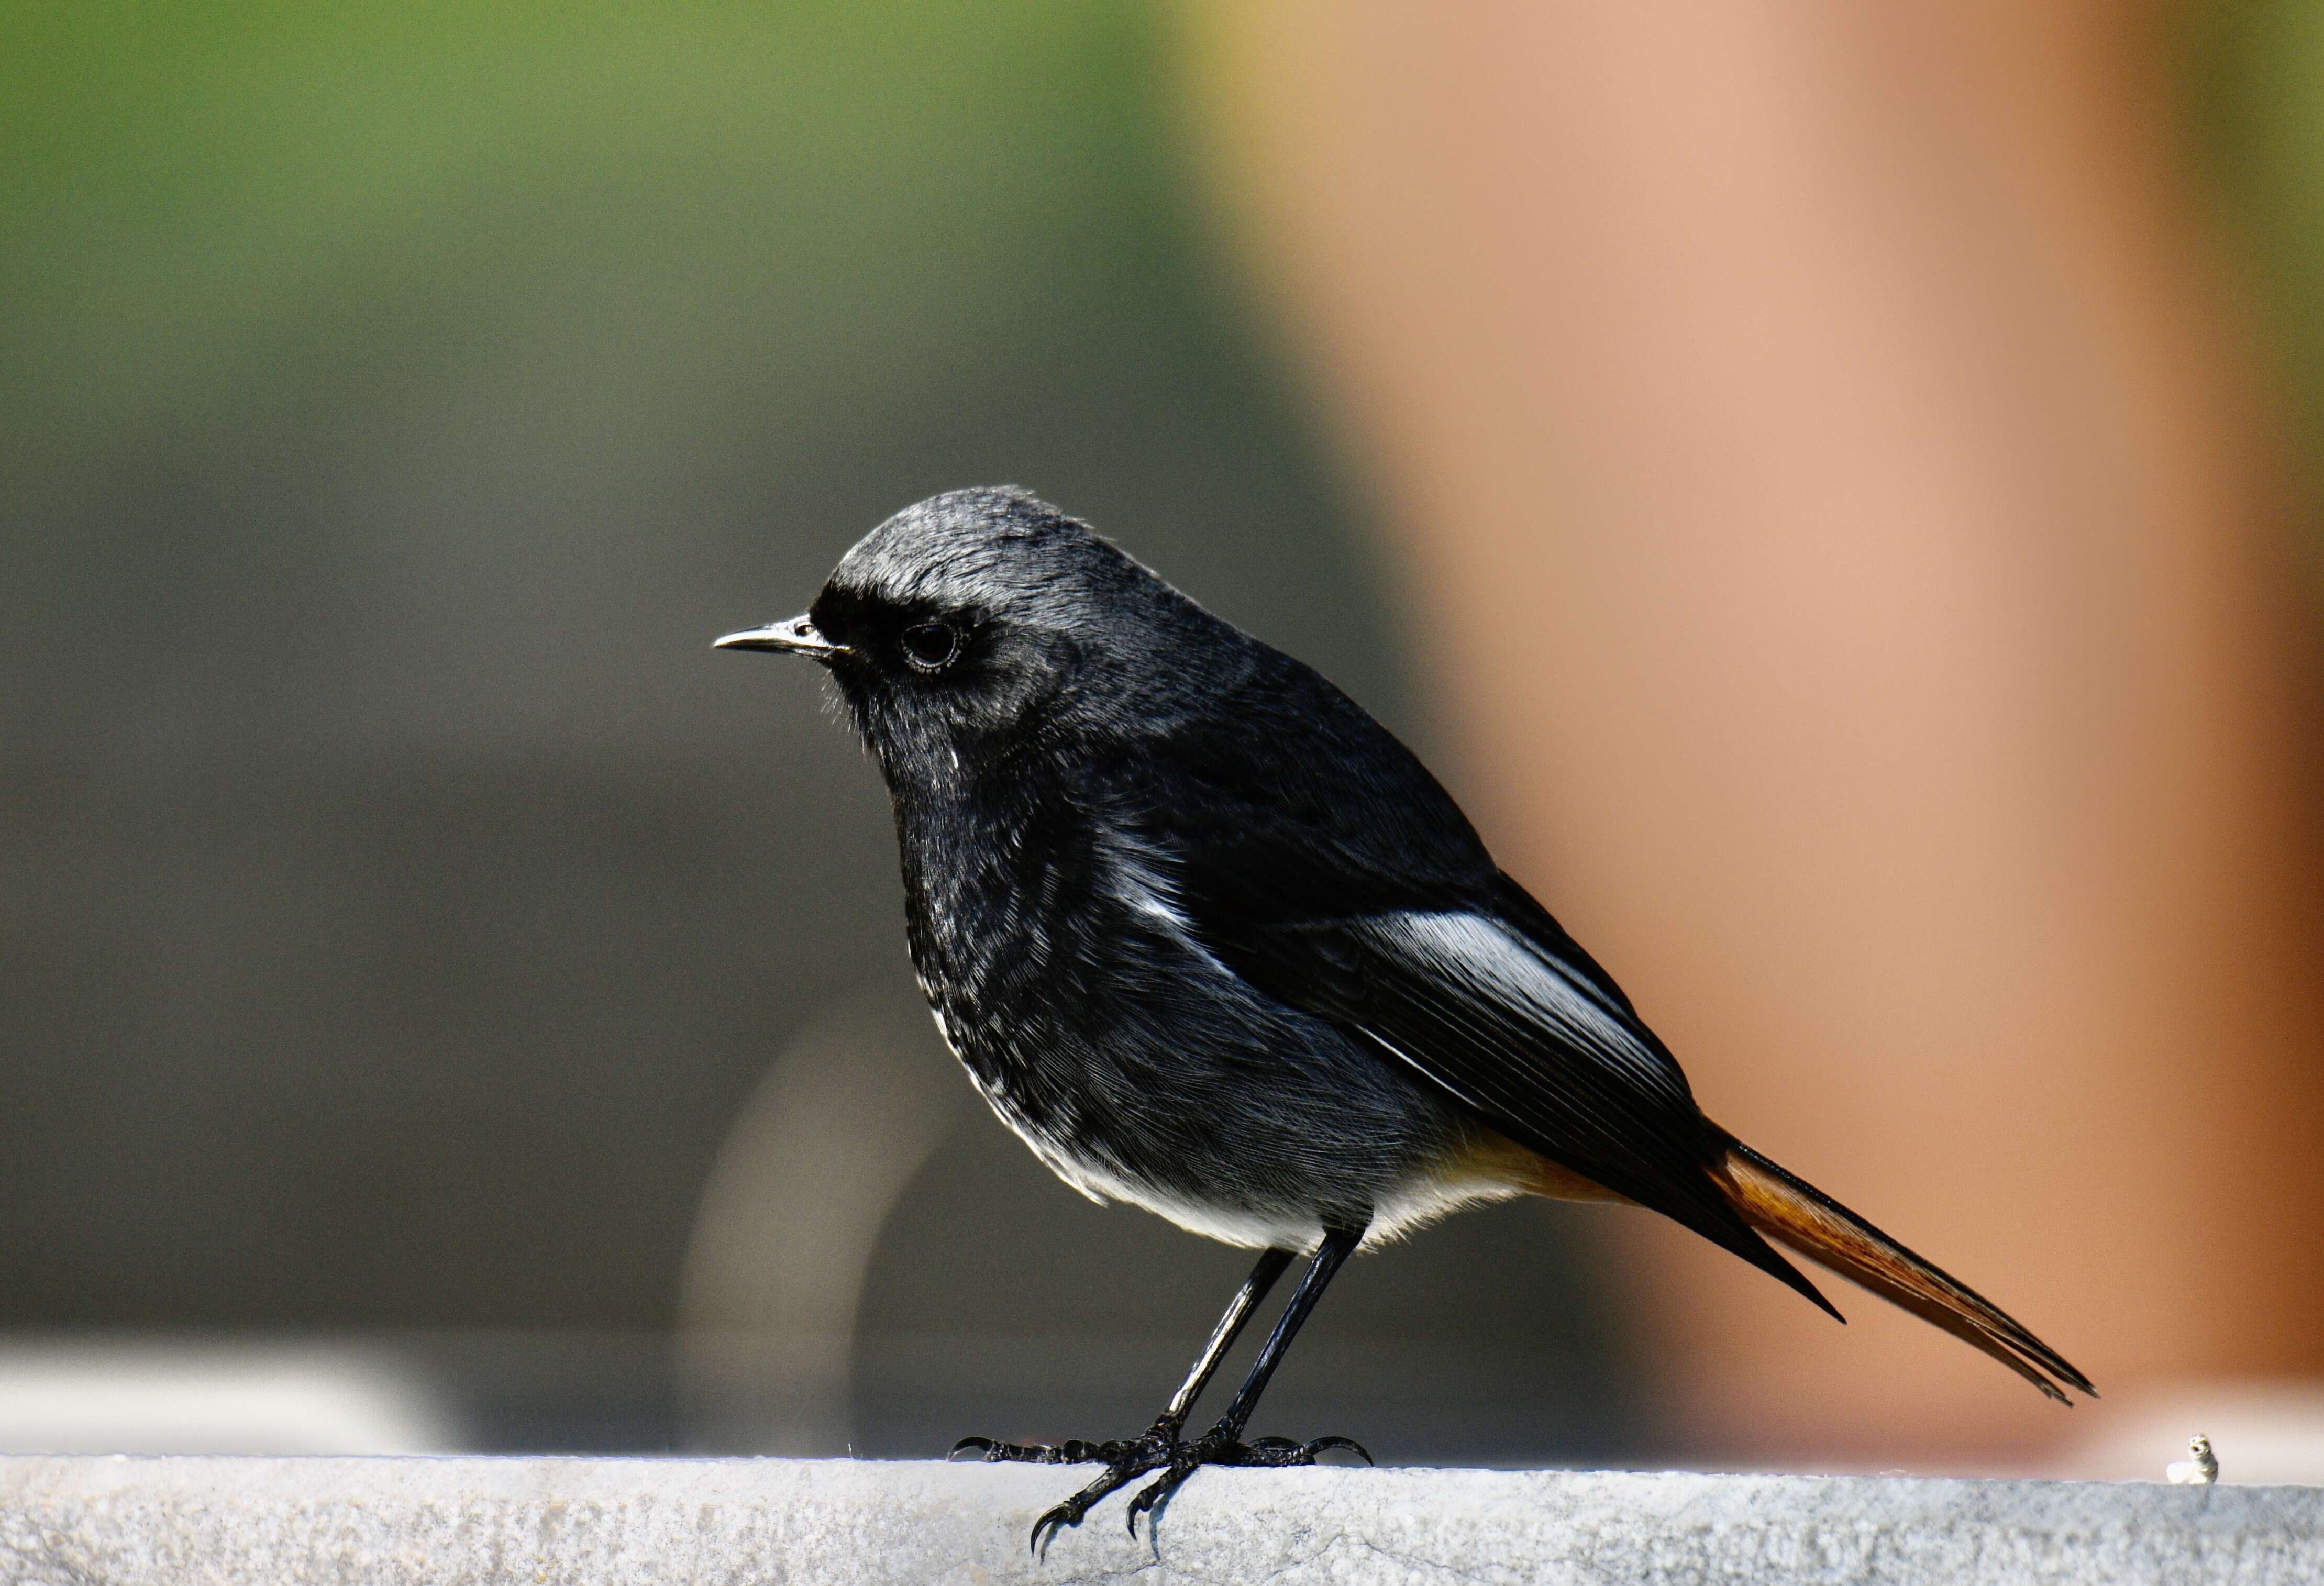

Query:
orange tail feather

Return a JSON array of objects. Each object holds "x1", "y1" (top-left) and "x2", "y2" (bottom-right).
[{"x1": 1714, "y1": 1136, "x2": 2094, "y2": 1403}]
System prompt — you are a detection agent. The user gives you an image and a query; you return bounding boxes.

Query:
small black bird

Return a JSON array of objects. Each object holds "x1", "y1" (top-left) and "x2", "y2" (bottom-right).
[{"x1": 716, "y1": 487, "x2": 2091, "y2": 1547}]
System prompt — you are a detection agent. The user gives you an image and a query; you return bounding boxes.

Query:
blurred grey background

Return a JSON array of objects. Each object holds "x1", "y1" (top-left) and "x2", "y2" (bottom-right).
[{"x1": 0, "y1": 1, "x2": 1630, "y2": 1460}]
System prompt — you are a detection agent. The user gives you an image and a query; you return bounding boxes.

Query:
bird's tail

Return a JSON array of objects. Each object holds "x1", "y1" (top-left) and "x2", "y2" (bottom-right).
[{"x1": 1712, "y1": 1135, "x2": 2095, "y2": 1404}]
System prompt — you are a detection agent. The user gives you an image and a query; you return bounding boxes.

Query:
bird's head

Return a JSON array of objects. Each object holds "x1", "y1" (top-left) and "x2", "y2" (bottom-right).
[{"x1": 716, "y1": 487, "x2": 1226, "y2": 784}]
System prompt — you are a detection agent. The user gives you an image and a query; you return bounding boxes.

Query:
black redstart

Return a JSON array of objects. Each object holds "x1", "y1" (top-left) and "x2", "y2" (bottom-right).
[{"x1": 716, "y1": 487, "x2": 2091, "y2": 1547}]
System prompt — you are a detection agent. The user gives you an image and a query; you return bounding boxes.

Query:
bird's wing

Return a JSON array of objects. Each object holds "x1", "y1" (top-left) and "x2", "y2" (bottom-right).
[
  {"x1": 1087, "y1": 659, "x2": 1831, "y2": 1318},
  {"x1": 1124, "y1": 700, "x2": 1831, "y2": 1313},
  {"x1": 1193, "y1": 893, "x2": 1829, "y2": 1313}
]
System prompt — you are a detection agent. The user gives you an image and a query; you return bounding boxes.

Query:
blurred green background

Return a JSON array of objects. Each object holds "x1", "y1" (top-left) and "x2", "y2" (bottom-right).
[
  {"x1": 2190, "y1": 0, "x2": 2324, "y2": 508},
  {"x1": 3, "y1": 0, "x2": 2321, "y2": 1459}
]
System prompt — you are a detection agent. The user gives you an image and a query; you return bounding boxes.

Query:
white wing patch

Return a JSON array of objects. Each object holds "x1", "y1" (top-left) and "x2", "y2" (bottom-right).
[{"x1": 1370, "y1": 910, "x2": 1673, "y2": 1091}]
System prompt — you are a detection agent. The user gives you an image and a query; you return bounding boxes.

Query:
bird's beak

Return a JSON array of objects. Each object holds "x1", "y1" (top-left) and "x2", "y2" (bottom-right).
[{"x1": 712, "y1": 614, "x2": 849, "y2": 660}]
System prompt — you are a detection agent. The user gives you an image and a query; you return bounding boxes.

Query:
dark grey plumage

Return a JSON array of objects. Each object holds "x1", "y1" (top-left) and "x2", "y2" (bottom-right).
[
  {"x1": 828, "y1": 494, "x2": 1486, "y2": 1250},
  {"x1": 787, "y1": 488, "x2": 1790, "y2": 1277}
]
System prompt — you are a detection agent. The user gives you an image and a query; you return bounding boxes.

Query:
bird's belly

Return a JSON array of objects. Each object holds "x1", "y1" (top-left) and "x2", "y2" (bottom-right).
[
  {"x1": 1039, "y1": 1149, "x2": 1336, "y2": 1251},
  {"x1": 934, "y1": 1022, "x2": 1342, "y2": 1248},
  {"x1": 924, "y1": 977, "x2": 1504, "y2": 1252},
  {"x1": 1019, "y1": 1124, "x2": 1543, "y2": 1252}
]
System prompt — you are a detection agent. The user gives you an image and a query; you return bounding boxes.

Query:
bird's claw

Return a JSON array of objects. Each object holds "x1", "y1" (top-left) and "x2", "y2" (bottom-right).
[
  {"x1": 994, "y1": 1422, "x2": 1369, "y2": 1554},
  {"x1": 1027, "y1": 1498, "x2": 1076, "y2": 1557},
  {"x1": 1014, "y1": 1423, "x2": 1179, "y2": 1555},
  {"x1": 950, "y1": 1434, "x2": 1118, "y2": 1465},
  {"x1": 1291, "y1": 1433, "x2": 1374, "y2": 1465},
  {"x1": 1119, "y1": 1427, "x2": 1367, "y2": 1537}
]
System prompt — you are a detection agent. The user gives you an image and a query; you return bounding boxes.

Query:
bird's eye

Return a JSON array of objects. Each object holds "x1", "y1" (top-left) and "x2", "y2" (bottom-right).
[{"x1": 900, "y1": 620, "x2": 960, "y2": 672}]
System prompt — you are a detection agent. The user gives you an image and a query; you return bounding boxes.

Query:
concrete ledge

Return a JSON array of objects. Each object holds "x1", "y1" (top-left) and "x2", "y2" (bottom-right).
[{"x1": 2, "y1": 1455, "x2": 2317, "y2": 1585}]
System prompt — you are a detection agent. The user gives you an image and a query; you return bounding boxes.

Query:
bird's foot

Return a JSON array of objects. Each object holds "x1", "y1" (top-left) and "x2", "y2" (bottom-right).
[
  {"x1": 953, "y1": 1418, "x2": 1180, "y2": 1551},
  {"x1": 948, "y1": 1434, "x2": 1126, "y2": 1467},
  {"x1": 1117, "y1": 1427, "x2": 1370, "y2": 1542},
  {"x1": 952, "y1": 1419, "x2": 1369, "y2": 1555}
]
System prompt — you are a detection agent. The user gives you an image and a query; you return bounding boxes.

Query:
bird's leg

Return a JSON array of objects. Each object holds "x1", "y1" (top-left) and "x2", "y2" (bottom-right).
[
  {"x1": 1117, "y1": 1225, "x2": 1369, "y2": 1538},
  {"x1": 959, "y1": 1229, "x2": 1370, "y2": 1553},
  {"x1": 1150, "y1": 1244, "x2": 1300, "y2": 1441},
  {"x1": 950, "y1": 1246, "x2": 1296, "y2": 1550}
]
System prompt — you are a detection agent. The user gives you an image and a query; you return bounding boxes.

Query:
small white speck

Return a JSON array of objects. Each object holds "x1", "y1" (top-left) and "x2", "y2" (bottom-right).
[{"x1": 2166, "y1": 1434, "x2": 2218, "y2": 1485}]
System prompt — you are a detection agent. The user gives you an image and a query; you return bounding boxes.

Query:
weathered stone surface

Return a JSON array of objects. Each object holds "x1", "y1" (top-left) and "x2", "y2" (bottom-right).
[{"x1": 1, "y1": 1455, "x2": 2316, "y2": 1584}]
